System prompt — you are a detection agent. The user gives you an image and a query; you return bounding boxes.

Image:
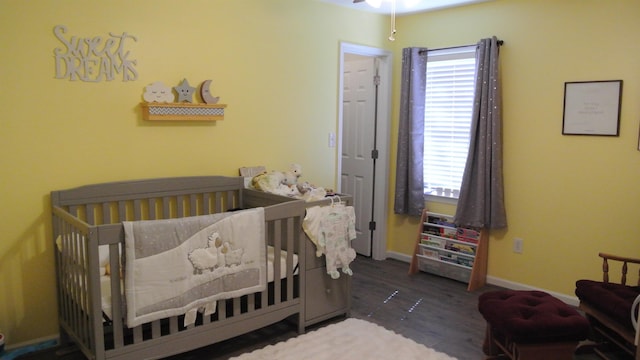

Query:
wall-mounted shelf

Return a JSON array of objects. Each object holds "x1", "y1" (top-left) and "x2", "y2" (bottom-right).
[{"x1": 141, "y1": 102, "x2": 226, "y2": 121}]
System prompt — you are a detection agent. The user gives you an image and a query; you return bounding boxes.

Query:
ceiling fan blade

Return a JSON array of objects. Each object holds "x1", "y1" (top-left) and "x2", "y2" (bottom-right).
[{"x1": 353, "y1": 0, "x2": 365, "y2": 3}]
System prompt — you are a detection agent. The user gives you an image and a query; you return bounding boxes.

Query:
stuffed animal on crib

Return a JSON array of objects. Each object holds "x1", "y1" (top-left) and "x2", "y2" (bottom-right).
[
  {"x1": 284, "y1": 163, "x2": 302, "y2": 185},
  {"x1": 251, "y1": 163, "x2": 303, "y2": 196},
  {"x1": 297, "y1": 181, "x2": 327, "y2": 202}
]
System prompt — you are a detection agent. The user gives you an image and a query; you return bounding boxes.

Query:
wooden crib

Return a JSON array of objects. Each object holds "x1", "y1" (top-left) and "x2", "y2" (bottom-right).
[{"x1": 51, "y1": 176, "x2": 307, "y2": 360}]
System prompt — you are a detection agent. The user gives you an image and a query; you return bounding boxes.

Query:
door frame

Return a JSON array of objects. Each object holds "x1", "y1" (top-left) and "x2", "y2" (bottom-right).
[{"x1": 338, "y1": 42, "x2": 392, "y2": 261}]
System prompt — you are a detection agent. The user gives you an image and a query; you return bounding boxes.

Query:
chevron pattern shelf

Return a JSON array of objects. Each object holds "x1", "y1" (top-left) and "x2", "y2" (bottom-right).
[{"x1": 141, "y1": 102, "x2": 227, "y2": 121}]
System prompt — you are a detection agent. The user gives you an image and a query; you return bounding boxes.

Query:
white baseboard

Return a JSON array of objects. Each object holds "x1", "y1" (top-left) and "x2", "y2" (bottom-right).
[
  {"x1": 486, "y1": 276, "x2": 579, "y2": 307},
  {"x1": 382, "y1": 251, "x2": 579, "y2": 307},
  {"x1": 384, "y1": 251, "x2": 411, "y2": 263}
]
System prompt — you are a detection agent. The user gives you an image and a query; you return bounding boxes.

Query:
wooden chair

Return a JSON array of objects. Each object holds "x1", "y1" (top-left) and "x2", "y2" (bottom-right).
[{"x1": 575, "y1": 253, "x2": 640, "y2": 359}]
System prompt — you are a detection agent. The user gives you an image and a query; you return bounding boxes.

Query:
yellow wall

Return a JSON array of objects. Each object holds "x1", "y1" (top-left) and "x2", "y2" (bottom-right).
[
  {"x1": 2, "y1": 0, "x2": 640, "y2": 348},
  {"x1": 387, "y1": 0, "x2": 640, "y2": 297},
  {"x1": 0, "y1": 0, "x2": 388, "y2": 346}
]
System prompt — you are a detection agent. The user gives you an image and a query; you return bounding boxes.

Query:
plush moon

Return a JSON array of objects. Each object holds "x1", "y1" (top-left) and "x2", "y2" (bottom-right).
[{"x1": 200, "y1": 80, "x2": 220, "y2": 104}]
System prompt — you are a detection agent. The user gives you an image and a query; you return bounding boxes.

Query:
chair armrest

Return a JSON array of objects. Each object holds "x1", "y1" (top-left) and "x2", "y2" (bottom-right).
[
  {"x1": 599, "y1": 252, "x2": 640, "y2": 286},
  {"x1": 633, "y1": 294, "x2": 640, "y2": 346}
]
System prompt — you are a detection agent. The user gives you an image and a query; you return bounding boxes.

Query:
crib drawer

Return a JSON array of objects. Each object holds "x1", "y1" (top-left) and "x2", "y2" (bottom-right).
[{"x1": 305, "y1": 267, "x2": 350, "y2": 325}]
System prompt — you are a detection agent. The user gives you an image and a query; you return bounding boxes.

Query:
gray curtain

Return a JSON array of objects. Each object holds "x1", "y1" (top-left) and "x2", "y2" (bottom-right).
[
  {"x1": 454, "y1": 37, "x2": 507, "y2": 229},
  {"x1": 394, "y1": 47, "x2": 428, "y2": 216}
]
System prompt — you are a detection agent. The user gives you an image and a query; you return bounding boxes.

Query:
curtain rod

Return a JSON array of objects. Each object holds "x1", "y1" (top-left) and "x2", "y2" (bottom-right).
[{"x1": 419, "y1": 40, "x2": 504, "y2": 54}]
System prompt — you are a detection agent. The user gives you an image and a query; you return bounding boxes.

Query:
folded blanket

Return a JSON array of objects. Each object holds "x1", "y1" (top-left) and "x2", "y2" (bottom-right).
[{"x1": 123, "y1": 208, "x2": 266, "y2": 328}]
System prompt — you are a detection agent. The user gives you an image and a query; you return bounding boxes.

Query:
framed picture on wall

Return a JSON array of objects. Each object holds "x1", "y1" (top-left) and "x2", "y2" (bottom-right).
[{"x1": 562, "y1": 80, "x2": 622, "y2": 136}]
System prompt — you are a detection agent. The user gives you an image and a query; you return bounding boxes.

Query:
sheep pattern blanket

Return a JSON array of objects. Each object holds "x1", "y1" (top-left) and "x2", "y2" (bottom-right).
[{"x1": 123, "y1": 208, "x2": 266, "y2": 328}]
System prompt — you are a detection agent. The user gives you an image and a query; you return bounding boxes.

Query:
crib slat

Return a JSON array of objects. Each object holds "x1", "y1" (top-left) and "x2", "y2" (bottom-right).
[
  {"x1": 162, "y1": 196, "x2": 170, "y2": 219},
  {"x1": 260, "y1": 287, "x2": 268, "y2": 311},
  {"x1": 110, "y1": 246, "x2": 125, "y2": 349},
  {"x1": 233, "y1": 297, "x2": 241, "y2": 316},
  {"x1": 152, "y1": 320, "x2": 161, "y2": 338},
  {"x1": 60, "y1": 227, "x2": 72, "y2": 336},
  {"x1": 102, "y1": 203, "x2": 109, "y2": 225},
  {"x1": 190, "y1": 194, "x2": 198, "y2": 216},
  {"x1": 177, "y1": 195, "x2": 185, "y2": 217},
  {"x1": 215, "y1": 192, "x2": 222, "y2": 213},
  {"x1": 247, "y1": 293, "x2": 255, "y2": 313},
  {"x1": 227, "y1": 191, "x2": 234, "y2": 211},
  {"x1": 170, "y1": 316, "x2": 178, "y2": 334},
  {"x1": 88, "y1": 229, "x2": 106, "y2": 358},
  {"x1": 67, "y1": 231, "x2": 79, "y2": 342},
  {"x1": 69, "y1": 232, "x2": 82, "y2": 338},
  {"x1": 133, "y1": 326, "x2": 142, "y2": 344},
  {"x1": 134, "y1": 199, "x2": 142, "y2": 220},
  {"x1": 86, "y1": 204, "x2": 96, "y2": 226},
  {"x1": 218, "y1": 299, "x2": 226, "y2": 320},
  {"x1": 118, "y1": 201, "x2": 126, "y2": 222},
  {"x1": 54, "y1": 219, "x2": 65, "y2": 326},
  {"x1": 58, "y1": 223, "x2": 69, "y2": 324},
  {"x1": 203, "y1": 193, "x2": 211, "y2": 214},
  {"x1": 148, "y1": 198, "x2": 156, "y2": 220},
  {"x1": 285, "y1": 217, "x2": 294, "y2": 301},
  {"x1": 273, "y1": 220, "x2": 282, "y2": 305}
]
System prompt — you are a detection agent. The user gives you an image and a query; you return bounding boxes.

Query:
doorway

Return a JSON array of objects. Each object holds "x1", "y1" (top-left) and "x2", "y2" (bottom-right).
[{"x1": 338, "y1": 43, "x2": 392, "y2": 261}]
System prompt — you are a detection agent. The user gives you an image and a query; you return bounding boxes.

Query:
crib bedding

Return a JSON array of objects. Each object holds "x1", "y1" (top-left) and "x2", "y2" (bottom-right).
[
  {"x1": 97, "y1": 245, "x2": 298, "y2": 321},
  {"x1": 123, "y1": 208, "x2": 267, "y2": 327},
  {"x1": 57, "y1": 234, "x2": 299, "y2": 322}
]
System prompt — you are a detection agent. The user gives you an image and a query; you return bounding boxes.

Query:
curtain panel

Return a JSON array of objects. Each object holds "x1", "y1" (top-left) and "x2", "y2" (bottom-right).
[
  {"x1": 393, "y1": 47, "x2": 428, "y2": 216},
  {"x1": 454, "y1": 36, "x2": 507, "y2": 229}
]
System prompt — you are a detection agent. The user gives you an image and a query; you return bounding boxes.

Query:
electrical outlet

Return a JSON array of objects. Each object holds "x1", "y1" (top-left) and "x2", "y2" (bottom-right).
[{"x1": 513, "y1": 238, "x2": 523, "y2": 254}]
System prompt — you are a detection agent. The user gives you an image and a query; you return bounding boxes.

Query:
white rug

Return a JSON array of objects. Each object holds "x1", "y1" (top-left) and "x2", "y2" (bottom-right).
[{"x1": 230, "y1": 318, "x2": 457, "y2": 360}]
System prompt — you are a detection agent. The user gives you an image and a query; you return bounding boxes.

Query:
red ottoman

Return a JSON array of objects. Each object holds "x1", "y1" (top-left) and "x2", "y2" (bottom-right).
[{"x1": 478, "y1": 290, "x2": 590, "y2": 360}]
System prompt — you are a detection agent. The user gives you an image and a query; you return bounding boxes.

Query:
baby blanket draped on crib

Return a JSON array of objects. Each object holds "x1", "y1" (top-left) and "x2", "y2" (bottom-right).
[
  {"x1": 123, "y1": 208, "x2": 266, "y2": 328},
  {"x1": 302, "y1": 199, "x2": 356, "y2": 279}
]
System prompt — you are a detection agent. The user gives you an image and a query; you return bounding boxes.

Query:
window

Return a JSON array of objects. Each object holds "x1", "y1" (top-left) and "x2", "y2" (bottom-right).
[{"x1": 423, "y1": 46, "x2": 476, "y2": 199}]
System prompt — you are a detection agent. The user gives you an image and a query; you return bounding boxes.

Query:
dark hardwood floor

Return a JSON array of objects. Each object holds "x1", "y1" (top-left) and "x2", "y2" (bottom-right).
[{"x1": 20, "y1": 256, "x2": 615, "y2": 360}]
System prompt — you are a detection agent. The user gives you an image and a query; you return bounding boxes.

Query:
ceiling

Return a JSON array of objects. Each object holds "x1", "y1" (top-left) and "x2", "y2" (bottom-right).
[{"x1": 317, "y1": 0, "x2": 492, "y2": 15}]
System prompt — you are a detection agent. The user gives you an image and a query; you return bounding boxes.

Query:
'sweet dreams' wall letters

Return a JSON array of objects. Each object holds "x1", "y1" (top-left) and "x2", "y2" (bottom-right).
[{"x1": 53, "y1": 24, "x2": 138, "y2": 82}]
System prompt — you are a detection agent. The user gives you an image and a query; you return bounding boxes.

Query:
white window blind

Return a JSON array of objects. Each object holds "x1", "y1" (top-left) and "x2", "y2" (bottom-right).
[{"x1": 424, "y1": 46, "x2": 476, "y2": 198}]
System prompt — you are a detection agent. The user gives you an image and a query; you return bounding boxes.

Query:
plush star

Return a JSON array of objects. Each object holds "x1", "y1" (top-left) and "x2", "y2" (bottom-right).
[{"x1": 174, "y1": 79, "x2": 196, "y2": 103}]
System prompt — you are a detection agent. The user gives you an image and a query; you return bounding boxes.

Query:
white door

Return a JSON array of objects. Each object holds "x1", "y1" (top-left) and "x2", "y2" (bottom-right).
[{"x1": 342, "y1": 56, "x2": 376, "y2": 256}]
